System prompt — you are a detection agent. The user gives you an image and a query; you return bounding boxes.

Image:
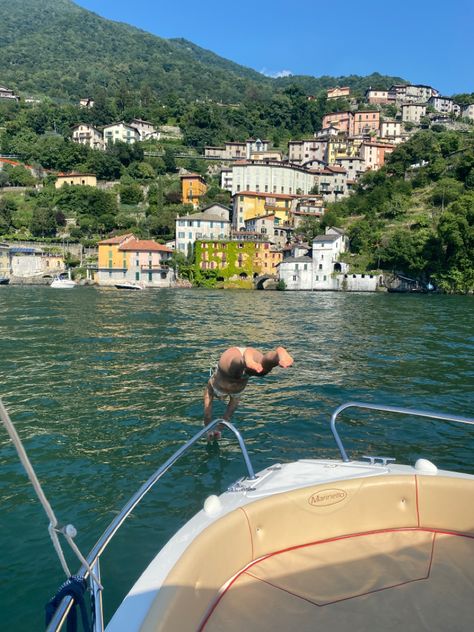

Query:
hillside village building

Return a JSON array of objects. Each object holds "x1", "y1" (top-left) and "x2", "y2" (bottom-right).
[
  {"x1": 232, "y1": 191, "x2": 296, "y2": 228},
  {"x1": 97, "y1": 234, "x2": 174, "y2": 287},
  {"x1": 180, "y1": 173, "x2": 208, "y2": 207},
  {"x1": 428, "y1": 96, "x2": 461, "y2": 116},
  {"x1": 401, "y1": 103, "x2": 427, "y2": 124},
  {"x1": 462, "y1": 104, "x2": 474, "y2": 121},
  {"x1": 71, "y1": 124, "x2": 104, "y2": 150},
  {"x1": 288, "y1": 139, "x2": 328, "y2": 164},
  {"x1": 359, "y1": 142, "x2": 394, "y2": 171},
  {"x1": 204, "y1": 139, "x2": 270, "y2": 160},
  {"x1": 0, "y1": 85, "x2": 19, "y2": 101},
  {"x1": 327, "y1": 86, "x2": 351, "y2": 100},
  {"x1": 231, "y1": 161, "x2": 317, "y2": 197},
  {"x1": 130, "y1": 118, "x2": 159, "y2": 141},
  {"x1": 322, "y1": 112, "x2": 354, "y2": 135},
  {"x1": 365, "y1": 89, "x2": 390, "y2": 104},
  {"x1": 103, "y1": 122, "x2": 140, "y2": 145},
  {"x1": 353, "y1": 111, "x2": 380, "y2": 136},
  {"x1": 379, "y1": 120, "x2": 404, "y2": 141},
  {"x1": 175, "y1": 203, "x2": 231, "y2": 254},
  {"x1": 55, "y1": 173, "x2": 97, "y2": 188}
]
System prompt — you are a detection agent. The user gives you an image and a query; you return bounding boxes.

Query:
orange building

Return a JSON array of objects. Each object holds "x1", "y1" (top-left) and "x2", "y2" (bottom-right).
[
  {"x1": 181, "y1": 174, "x2": 208, "y2": 207},
  {"x1": 353, "y1": 111, "x2": 380, "y2": 136},
  {"x1": 321, "y1": 112, "x2": 354, "y2": 135}
]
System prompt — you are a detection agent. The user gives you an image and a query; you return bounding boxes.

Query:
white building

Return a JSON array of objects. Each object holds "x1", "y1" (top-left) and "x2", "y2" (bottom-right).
[
  {"x1": 288, "y1": 139, "x2": 328, "y2": 165},
  {"x1": 175, "y1": 203, "x2": 231, "y2": 255},
  {"x1": 313, "y1": 167, "x2": 350, "y2": 202},
  {"x1": 462, "y1": 104, "x2": 474, "y2": 121},
  {"x1": 0, "y1": 85, "x2": 19, "y2": 101},
  {"x1": 279, "y1": 228, "x2": 381, "y2": 291},
  {"x1": 231, "y1": 161, "x2": 317, "y2": 196},
  {"x1": 220, "y1": 168, "x2": 233, "y2": 191},
  {"x1": 401, "y1": 104, "x2": 427, "y2": 124},
  {"x1": 380, "y1": 120, "x2": 403, "y2": 140},
  {"x1": 428, "y1": 96, "x2": 461, "y2": 116},
  {"x1": 71, "y1": 124, "x2": 104, "y2": 150},
  {"x1": 130, "y1": 119, "x2": 159, "y2": 141},
  {"x1": 103, "y1": 121, "x2": 140, "y2": 145},
  {"x1": 334, "y1": 156, "x2": 366, "y2": 178},
  {"x1": 365, "y1": 89, "x2": 390, "y2": 104},
  {"x1": 205, "y1": 139, "x2": 270, "y2": 160}
]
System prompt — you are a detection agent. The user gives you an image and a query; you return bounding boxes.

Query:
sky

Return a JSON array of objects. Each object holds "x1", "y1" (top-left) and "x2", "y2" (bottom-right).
[{"x1": 76, "y1": 0, "x2": 473, "y2": 95}]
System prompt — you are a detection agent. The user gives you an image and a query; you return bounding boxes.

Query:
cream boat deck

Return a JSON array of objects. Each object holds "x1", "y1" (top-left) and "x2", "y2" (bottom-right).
[{"x1": 138, "y1": 473, "x2": 474, "y2": 632}]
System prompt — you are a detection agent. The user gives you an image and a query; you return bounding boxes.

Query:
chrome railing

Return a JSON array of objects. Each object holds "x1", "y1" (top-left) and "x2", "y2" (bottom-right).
[
  {"x1": 330, "y1": 401, "x2": 474, "y2": 462},
  {"x1": 46, "y1": 418, "x2": 256, "y2": 632}
]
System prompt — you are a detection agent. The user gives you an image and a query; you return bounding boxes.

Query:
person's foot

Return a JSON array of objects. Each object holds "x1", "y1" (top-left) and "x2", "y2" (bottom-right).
[
  {"x1": 243, "y1": 350, "x2": 264, "y2": 373},
  {"x1": 207, "y1": 430, "x2": 222, "y2": 442},
  {"x1": 277, "y1": 347, "x2": 294, "y2": 368}
]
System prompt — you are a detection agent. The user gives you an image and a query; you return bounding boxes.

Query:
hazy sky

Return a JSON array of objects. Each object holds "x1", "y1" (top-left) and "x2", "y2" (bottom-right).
[{"x1": 76, "y1": 0, "x2": 473, "y2": 95}]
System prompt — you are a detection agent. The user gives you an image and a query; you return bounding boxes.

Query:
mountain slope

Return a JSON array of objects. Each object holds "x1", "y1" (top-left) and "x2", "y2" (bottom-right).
[
  {"x1": 0, "y1": 0, "x2": 406, "y2": 104},
  {"x1": 0, "y1": 0, "x2": 269, "y2": 102}
]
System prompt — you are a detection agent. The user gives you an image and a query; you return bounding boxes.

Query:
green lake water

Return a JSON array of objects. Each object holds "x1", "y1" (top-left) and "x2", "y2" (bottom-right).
[{"x1": 0, "y1": 287, "x2": 473, "y2": 630}]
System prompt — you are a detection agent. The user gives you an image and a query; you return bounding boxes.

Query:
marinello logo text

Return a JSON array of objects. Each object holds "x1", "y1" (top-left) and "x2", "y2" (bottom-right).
[{"x1": 308, "y1": 489, "x2": 347, "y2": 507}]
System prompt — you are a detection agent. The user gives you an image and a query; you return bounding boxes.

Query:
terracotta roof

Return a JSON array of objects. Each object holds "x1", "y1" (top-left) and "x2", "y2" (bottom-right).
[
  {"x1": 98, "y1": 233, "x2": 134, "y2": 245},
  {"x1": 119, "y1": 239, "x2": 173, "y2": 252}
]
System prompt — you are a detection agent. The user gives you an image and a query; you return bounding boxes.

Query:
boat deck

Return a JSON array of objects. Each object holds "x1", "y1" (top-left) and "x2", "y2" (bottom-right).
[{"x1": 202, "y1": 529, "x2": 474, "y2": 631}]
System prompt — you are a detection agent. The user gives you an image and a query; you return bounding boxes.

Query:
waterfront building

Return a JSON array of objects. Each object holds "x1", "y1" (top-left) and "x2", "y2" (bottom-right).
[
  {"x1": 97, "y1": 233, "x2": 174, "y2": 287},
  {"x1": 0, "y1": 242, "x2": 10, "y2": 278},
  {"x1": 196, "y1": 237, "x2": 282, "y2": 279},
  {"x1": 180, "y1": 173, "x2": 208, "y2": 207},
  {"x1": 103, "y1": 121, "x2": 140, "y2": 145},
  {"x1": 71, "y1": 124, "x2": 104, "y2": 150},
  {"x1": 55, "y1": 173, "x2": 97, "y2": 188},
  {"x1": 243, "y1": 214, "x2": 293, "y2": 248},
  {"x1": 8, "y1": 246, "x2": 65, "y2": 278},
  {"x1": 175, "y1": 203, "x2": 231, "y2": 255}
]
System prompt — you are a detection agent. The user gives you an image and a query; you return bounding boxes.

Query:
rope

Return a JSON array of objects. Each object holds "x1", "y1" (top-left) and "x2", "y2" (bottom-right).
[
  {"x1": 0, "y1": 398, "x2": 102, "y2": 588},
  {"x1": 45, "y1": 576, "x2": 92, "y2": 632}
]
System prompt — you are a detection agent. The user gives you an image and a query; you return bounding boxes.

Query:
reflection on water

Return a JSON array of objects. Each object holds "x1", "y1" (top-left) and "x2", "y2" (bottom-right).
[{"x1": 0, "y1": 287, "x2": 473, "y2": 629}]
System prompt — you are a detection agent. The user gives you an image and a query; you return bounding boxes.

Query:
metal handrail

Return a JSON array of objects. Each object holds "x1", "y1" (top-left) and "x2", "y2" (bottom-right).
[
  {"x1": 46, "y1": 418, "x2": 256, "y2": 632},
  {"x1": 330, "y1": 401, "x2": 474, "y2": 462}
]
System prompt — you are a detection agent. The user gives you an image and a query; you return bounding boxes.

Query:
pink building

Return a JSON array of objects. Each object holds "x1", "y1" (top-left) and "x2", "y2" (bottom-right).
[
  {"x1": 353, "y1": 111, "x2": 380, "y2": 136},
  {"x1": 321, "y1": 112, "x2": 354, "y2": 135},
  {"x1": 360, "y1": 142, "x2": 394, "y2": 171}
]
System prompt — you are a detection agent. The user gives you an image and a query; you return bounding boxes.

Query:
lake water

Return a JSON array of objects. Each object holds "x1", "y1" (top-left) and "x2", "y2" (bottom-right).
[{"x1": 0, "y1": 287, "x2": 473, "y2": 630}]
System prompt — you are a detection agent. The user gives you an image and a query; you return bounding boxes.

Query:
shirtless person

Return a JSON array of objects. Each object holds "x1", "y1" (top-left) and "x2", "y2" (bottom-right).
[{"x1": 204, "y1": 346, "x2": 294, "y2": 440}]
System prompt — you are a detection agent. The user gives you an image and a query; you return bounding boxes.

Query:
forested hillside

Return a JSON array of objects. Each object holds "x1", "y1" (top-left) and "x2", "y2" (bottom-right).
[{"x1": 0, "y1": 0, "x2": 405, "y2": 104}]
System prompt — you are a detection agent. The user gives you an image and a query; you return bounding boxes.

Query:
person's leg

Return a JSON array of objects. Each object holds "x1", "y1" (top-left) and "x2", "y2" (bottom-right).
[
  {"x1": 223, "y1": 395, "x2": 240, "y2": 422},
  {"x1": 243, "y1": 346, "x2": 293, "y2": 375},
  {"x1": 203, "y1": 381, "x2": 214, "y2": 426}
]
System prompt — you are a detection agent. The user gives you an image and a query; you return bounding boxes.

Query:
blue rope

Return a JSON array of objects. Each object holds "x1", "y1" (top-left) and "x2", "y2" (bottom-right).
[{"x1": 45, "y1": 575, "x2": 92, "y2": 632}]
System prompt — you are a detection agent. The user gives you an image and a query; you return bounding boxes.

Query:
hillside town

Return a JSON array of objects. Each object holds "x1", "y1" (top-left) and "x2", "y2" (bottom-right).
[{"x1": 0, "y1": 80, "x2": 473, "y2": 292}]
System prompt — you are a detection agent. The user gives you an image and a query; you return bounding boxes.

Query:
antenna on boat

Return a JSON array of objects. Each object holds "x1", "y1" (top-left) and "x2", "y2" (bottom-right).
[{"x1": 0, "y1": 398, "x2": 102, "y2": 589}]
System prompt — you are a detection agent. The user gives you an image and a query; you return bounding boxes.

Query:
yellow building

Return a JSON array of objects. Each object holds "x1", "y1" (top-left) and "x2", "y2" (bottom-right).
[
  {"x1": 181, "y1": 174, "x2": 208, "y2": 207},
  {"x1": 55, "y1": 173, "x2": 97, "y2": 189},
  {"x1": 97, "y1": 233, "x2": 135, "y2": 276},
  {"x1": 232, "y1": 192, "x2": 296, "y2": 228},
  {"x1": 327, "y1": 139, "x2": 361, "y2": 165}
]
